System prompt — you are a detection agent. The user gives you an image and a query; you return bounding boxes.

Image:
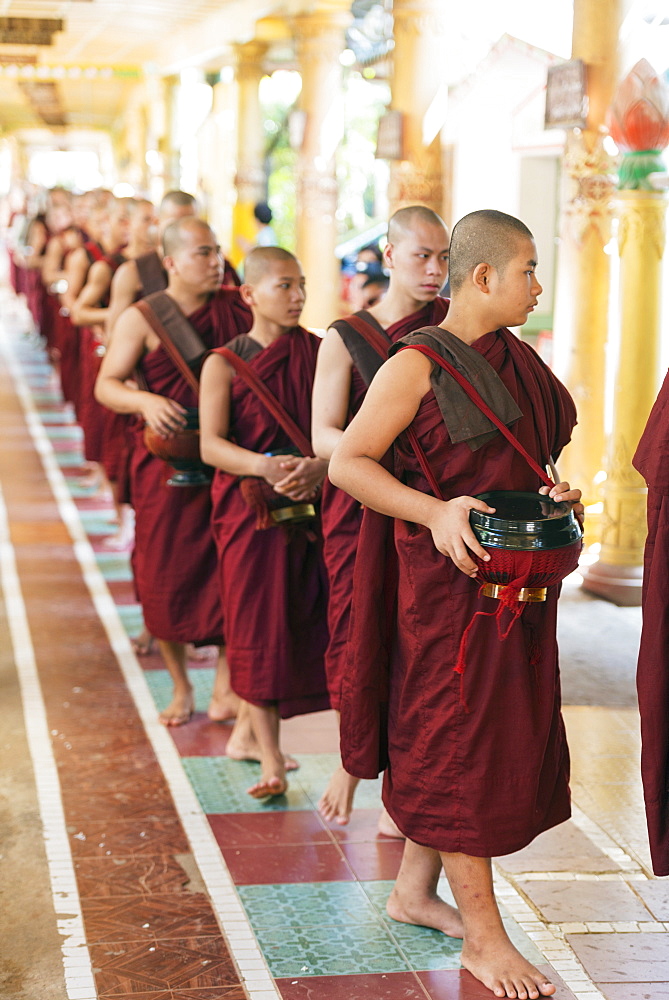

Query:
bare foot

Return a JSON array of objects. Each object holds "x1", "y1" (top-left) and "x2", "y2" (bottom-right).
[
  {"x1": 131, "y1": 628, "x2": 154, "y2": 656},
  {"x1": 159, "y1": 691, "x2": 194, "y2": 727},
  {"x1": 187, "y1": 643, "x2": 217, "y2": 662},
  {"x1": 101, "y1": 511, "x2": 135, "y2": 551},
  {"x1": 378, "y1": 807, "x2": 405, "y2": 838},
  {"x1": 226, "y1": 734, "x2": 299, "y2": 771},
  {"x1": 461, "y1": 937, "x2": 555, "y2": 999},
  {"x1": 387, "y1": 884, "x2": 464, "y2": 939},
  {"x1": 247, "y1": 775, "x2": 288, "y2": 799},
  {"x1": 318, "y1": 765, "x2": 359, "y2": 824},
  {"x1": 207, "y1": 691, "x2": 240, "y2": 722}
]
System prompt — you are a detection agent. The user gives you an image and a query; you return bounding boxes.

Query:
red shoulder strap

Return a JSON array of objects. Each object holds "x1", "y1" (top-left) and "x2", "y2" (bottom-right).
[
  {"x1": 135, "y1": 298, "x2": 201, "y2": 395},
  {"x1": 217, "y1": 346, "x2": 314, "y2": 458},
  {"x1": 398, "y1": 343, "x2": 554, "y2": 489},
  {"x1": 342, "y1": 313, "x2": 392, "y2": 357},
  {"x1": 338, "y1": 314, "x2": 445, "y2": 498}
]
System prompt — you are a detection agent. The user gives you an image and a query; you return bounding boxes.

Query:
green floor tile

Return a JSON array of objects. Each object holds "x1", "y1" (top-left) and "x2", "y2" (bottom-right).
[
  {"x1": 38, "y1": 409, "x2": 71, "y2": 424},
  {"x1": 144, "y1": 667, "x2": 217, "y2": 713},
  {"x1": 116, "y1": 603, "x2": 144, "y2": 636},
  {"x1": 44, "y1": 425, "x2": 81, "y2": 440},
  {"x1": 93, "y1": 551, "x2": 133, "y2": 581},
  {"x1": 256, "y1": 921, "x2": 410, "y2": 977},
  {"x1": 183, "y1": 755, "x2": 313, "y2": 813},
  {"x1": 79, "y1": 509, "x2": 118, "y2": 535},
  {"x1": 290, "y1": 752, "x2": 384, "y2": 810},
  {"x1": 55, "y1": 450, "x2": 84, "y2": 467},
  {"x1": 238, "y1": 882, "x2": 377, "y2": 929}
]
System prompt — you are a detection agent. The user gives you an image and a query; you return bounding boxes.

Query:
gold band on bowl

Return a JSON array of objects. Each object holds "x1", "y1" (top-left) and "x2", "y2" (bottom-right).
[
  {"x1": 481, "y1": 583, "x2": 548, "y2": 603},
  {"x1": 270, "y1": 503, "x2": 316, "y2": 525}
]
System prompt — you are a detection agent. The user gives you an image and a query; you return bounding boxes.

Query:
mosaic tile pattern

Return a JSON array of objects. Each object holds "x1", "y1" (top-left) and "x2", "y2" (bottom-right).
[
  {"x1": 183, "y1": 755, "x2": 314, "y2": 814},
  {"x1": 145, "y1": 667, "x2": 218, "y2": 714},
  {"x1": 93, "y1": 550, "x2": 134, "y2": 582}
]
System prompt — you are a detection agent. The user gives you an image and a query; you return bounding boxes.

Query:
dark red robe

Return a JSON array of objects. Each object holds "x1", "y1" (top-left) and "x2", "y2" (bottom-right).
[
  {"x1": 632, "y1": 370, "x2": 669, "y2": 875},
  {"x1": 209, "y1": 328, "x2": 330, "y2": 718},
  {"x1": 321, "y1": 298, "x2": 450, "y2": 710},
  {"x1": 129, "y1": 288, "x2": 252, "y2": 642},
  {"x1": 340, "y1": 327, "x2": 577, "y2": 857}
]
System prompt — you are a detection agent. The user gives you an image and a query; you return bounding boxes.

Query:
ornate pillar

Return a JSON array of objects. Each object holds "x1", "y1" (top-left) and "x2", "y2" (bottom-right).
[
  {"x1": 293, "y1": 2, "x2": 351, "y2": 328},
  {"x1": 551, "y1": 0, "x2": 622, "y2": 520},
  {"x1": 582, "y1": 60, "x2": 669, "y2": 605},
  {"x1": 388, "y1": 0, "x2": 448, "y2": 216},
  {"x1": 158, "y1": 74, "x2": 181, "y2": 191},
  {"x1": 231, "y1": 41, "x2": 268, "y2": 268},
  {"x1": 198, "y1": 67, "x2": 237, "y2": 258}
]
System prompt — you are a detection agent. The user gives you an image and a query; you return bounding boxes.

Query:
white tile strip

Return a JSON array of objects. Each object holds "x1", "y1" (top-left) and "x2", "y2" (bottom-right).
[
  {"x1": 570, "y1": 803, "x2": 644, "y2": 875},
  {"x1": 493, "y1": 870, "x2": 605, "y2": 999},
  {"x1": 0, "y1": 482, "x2": 97, "y2": 1000},
  {"x1": 1, "y1": 327, "x2": 279, "y2": 1000}
]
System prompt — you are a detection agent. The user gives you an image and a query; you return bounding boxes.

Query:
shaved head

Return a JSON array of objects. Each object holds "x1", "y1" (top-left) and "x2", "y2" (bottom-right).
[
  {"x1": 162, "y1": 216, "x2": 213, "y2": 257},
  {"x1": 387, "y1": 205, "x2": 448, "y2": 244},
  {"x1": 449, "y1": 210, "x2": 533, "y2": 293},
  {"x1": 160, "y1": 190, "x2": 197, "y2": 213},
  {"x1": 243, "y1": 246, "x2": 298, "y2": 285}
]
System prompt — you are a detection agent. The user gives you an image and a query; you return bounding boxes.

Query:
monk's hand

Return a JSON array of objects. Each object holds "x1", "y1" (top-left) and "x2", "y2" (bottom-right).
[
  {"x1": 426, "y1": 496, "x2": 495, "y2": 577},
  {"x1": 273, "y1": 458, "x2": 327, "y2": 500},
  {"x1": 539, "y1": 480, "x2": 585, "y2": 523},
  {"x1": 259, "y1": 454, "x2": 300, "y2": 487},
  {"x1": 141, "y1": 394, "x2": 188, "y2": 439}
]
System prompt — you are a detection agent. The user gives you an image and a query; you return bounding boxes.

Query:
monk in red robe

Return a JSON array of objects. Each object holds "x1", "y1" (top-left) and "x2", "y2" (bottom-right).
[
  {"x1": 312, "y1": 204, "x2": 450, "y2": 831},
  {"x1": 72, "y1": 198, "x2": 157, "y2": 549},
  {"x1": 633, "y1": 376, "x2": 669, "y2": 877},
  {"x1": 200, "y1": 246, "x2": 330, "y2": 799},
  {"x1": 106, "y1": 191, "x2": 239, "y2": 339},
  {"x1": 95, "y1": 217, "x2": 252, "y2": 726},
  {"x1": 330, "y1": 210, "x2": 582, "y2": 999}
]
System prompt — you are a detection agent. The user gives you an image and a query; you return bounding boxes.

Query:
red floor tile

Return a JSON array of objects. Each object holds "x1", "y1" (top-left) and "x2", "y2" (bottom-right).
[
  {"x1": 81, "y1": 893, "x2": 220, "y2": 944},
  {"x1": 169, "y1": 714, "x2": 233, "y2": 756},
  {"x1": 567, "y1": 932, "x2": 669, "y2": 981},
  {"x1": 276, "y1": 971, "x2": 428, "y2": 999},
  {"x1": 209, "y1": 810, "x2": 332, "y2": 848},
  {"x1": 96, "y1": 990, "x2": 248, "y2": 999},
  {"x1": 89, "y1": 935, "x2": 239, "y2": 994},
  {"x1": 339, "y1": 838, "x2": 406, "y2": 880},
  {"x1": 417, "y1": 967, "x2": 576, "y2": 999},
  {"x1": 74, "y1": 855, "x2": 198, "y2": 898},
  {"x1": 328, "y1": 808, "x2": 397, "y2": 843},
  {"x1": 69, "y1": 817, "x2": 190, "y2": 859},
  {"x1": 220, "y1": 842, "x2": 354, "y2": 884}
]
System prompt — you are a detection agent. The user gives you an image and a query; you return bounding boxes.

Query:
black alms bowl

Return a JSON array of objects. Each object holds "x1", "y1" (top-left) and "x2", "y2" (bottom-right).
[{"x1": 469, "y1": 491, "x2": 583, "y2": 551}]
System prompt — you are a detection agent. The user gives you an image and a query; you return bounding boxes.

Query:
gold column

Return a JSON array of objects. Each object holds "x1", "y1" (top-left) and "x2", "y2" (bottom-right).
[
  {"x1": 582, "y1": 59, "x2": 669, "y2": 605},
  {"x1": 198, "y1": 67, "x2": 237, "y2": 256},
  {"x1": 157, "y1": 74, "x2": 181, "y2": 191},
  {"x1": 231, "y1": 41, "x2": 268, "y2": 268},
  {"x1": 582, "y1": 191, "x2": 667, "y2": 603},
  {"x1": 293, "y1": 3, "x2": 351, "y2": 329},
  {"x1": 388, "y1": 0, "x2": 448, "y2": 216},
  {"x1": 551, "y1": 0, "x2": 623, "y2": 519}
]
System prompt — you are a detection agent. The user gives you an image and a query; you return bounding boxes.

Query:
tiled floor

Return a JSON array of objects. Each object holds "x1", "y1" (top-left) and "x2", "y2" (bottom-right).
[{"x1": 1, "y1": 286, "x2": 667, "y2": 1000}]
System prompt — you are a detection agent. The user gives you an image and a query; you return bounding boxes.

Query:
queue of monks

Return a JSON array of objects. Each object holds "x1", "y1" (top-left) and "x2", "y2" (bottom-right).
[{"x1": 5, "y1": 184, "x2": 667, "y2": 1000}]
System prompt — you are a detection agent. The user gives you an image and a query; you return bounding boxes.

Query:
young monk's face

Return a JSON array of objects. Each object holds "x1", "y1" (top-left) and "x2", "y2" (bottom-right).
[
  {"x1": 384, "y1": 221, "x2": 449, "y2": 302},
  {"x1": 167, "y1": 225, "x2": 224, "y2": 292},
  {"x1": 247, "y1": 260, "x2": 306, "y2": 329},
  {"x1": 489, "y1": 237, "x2": 543, "y2": 328}
]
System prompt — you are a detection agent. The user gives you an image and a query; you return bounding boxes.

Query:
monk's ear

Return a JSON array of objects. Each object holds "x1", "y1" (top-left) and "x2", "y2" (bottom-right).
[
  {"x1": 162, "y1": 254, "x2": 176, "y2": 275},
  {"x1": 383, "y1": 242, "x2": 394, "y2": 270},
  {"x1": 472, "y1": 262, "x2": 492, "y2": 294},
  {"x1": 240, "y1": 283, "x2": 255, "y2": 307}
]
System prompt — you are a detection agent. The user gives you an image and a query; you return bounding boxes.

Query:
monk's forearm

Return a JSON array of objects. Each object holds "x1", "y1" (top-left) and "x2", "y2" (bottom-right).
[
  {"x1": 312, "y1": 424, "x2": 344, "y2": 461},
  {"x1": 200, "y1": 436, "x2": 266, "y2": 479},
  {"x1": 71, "y1": 303, "x2": 108, "y2": 327},
  {"x1": 95, "y1": 376, "x2": 145, "y2": 415},
  {"x1": 329, "y1": 452, "x2": 442, "y2": 528}
]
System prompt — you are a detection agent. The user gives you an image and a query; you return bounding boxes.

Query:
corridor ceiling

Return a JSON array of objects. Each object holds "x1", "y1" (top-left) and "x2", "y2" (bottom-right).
[{"x1": 0, "y1": 0, "x2": 311, "y2": 134}]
